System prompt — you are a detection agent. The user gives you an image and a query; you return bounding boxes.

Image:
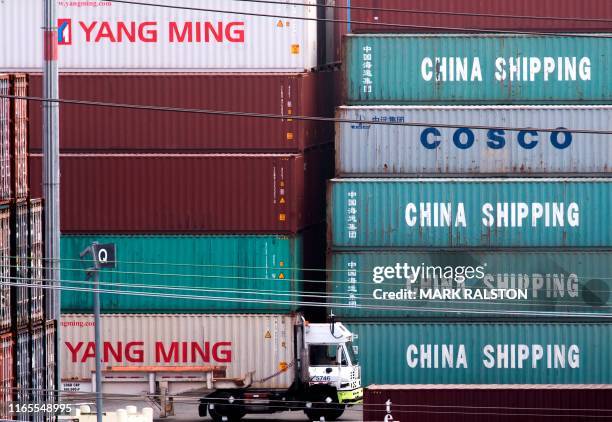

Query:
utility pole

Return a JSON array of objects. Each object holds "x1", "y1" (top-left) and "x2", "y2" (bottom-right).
[{"x1": 42, "y1": 0, "x2": 61, "y2": 403}]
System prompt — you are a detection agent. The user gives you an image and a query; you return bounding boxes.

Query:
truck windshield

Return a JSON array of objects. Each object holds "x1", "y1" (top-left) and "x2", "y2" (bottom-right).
[{"x1": 345, "y1": 342, "x2": 358, "y2": 364}]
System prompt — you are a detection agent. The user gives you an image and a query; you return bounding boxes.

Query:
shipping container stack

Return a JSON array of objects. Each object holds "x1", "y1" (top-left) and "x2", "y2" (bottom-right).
[
  {"x1": 0, "y1": 73, "x2": 55, "y2": 421},
  {"x1": 6, "y1": 1, "x2": 337, "y2": 387},
  {"x1": 327, "y1": 0, "x2": 612, "y2": 412}
]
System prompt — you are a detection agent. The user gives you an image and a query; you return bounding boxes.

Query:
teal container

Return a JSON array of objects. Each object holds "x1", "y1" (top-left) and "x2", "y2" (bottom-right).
[
  {"x1": 329, "y1": 178, "x2": 611, "y2": 248},
  {"x1": 329, "y1": 250, "x2": 612, "y2": 319},
  {"x1": 345, "y1": 34, "x2": 612, "y2": 104},
  {"x1": 348, "y1": 322, "x2": 612, "y2": 385},
  {"x1": 60, "y1": 235, "x2": 303, "y2": 312}
]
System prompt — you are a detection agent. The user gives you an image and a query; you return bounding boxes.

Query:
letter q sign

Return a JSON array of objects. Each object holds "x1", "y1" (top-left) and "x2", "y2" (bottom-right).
[{"x1": 92, "y1": 243, "x2": 116, "y2": 269}]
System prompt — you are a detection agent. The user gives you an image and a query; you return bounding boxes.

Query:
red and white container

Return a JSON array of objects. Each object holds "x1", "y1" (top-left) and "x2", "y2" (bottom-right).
[{"x1": 9, "y1": 74, "x2": 27, "y2": 200}]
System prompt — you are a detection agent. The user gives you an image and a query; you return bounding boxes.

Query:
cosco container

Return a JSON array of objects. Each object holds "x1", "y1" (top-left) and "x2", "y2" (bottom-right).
[
  {"x1": 28, "y1": 72, "x2": 336, "y2": 153},
  {"x1": 344, "y1": 35, "x2": 611, "y2": 104},
  {"x1": 30, "y1": 147, "x2": 332, "y2": 233},
  {"x1": 0, "y1": 0, "x2": 320, "y2": 72},
  {"x1": 29, "y1": 199, "x2": 43, "y2": 324},
  {"x1": 0, "y1": 75, "x2": 9, "y2": 201},
  {"x1": 0, "y1": 333, "x2": 13, "y2": 419},
  {"x1": 336, "y1": 106, "x2": 611, "y2": 176},
  {"x1": 332, "y1": 0, "x2": 612, "y2": 33},
  {"x1": 45, "y1": 321, "x2": 57, "y2": 418},
  {"x1": 9, "y1": 74, "x2": 27, "y2": 199},
  {"x1": 61, "y1": 314, "x2": 296, "y2": 390},
  {"x1": 11, "y1": 201, "x2": 29, "y2": 328},
  {"x1": 347, "y1": 322, "x2": 612, "y2": 385},
  {"x1": 15, "y1": 328, "x2": 30, "y2": 417},
  {"x1": 328, "y1": 178, "x2": 611, "y2": 248},
  {"x1": 31, "y1": 325, "x2": 44, "y2": 422},
  {"x1": 364, "y1": 385, "x2": 612, "y2": 422},
  {"x1": 0, "y1": 207, "x2": 10, "y2": 331},
  {"x1": 59, "y1": 233, "x2": 316, "y2": 313},
  {"x1": 329, "y1": 250, "x2": 612, "y2": 319}
]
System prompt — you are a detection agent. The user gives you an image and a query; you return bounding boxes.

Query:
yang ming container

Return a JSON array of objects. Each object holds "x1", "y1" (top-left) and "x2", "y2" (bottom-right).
[
  {"x1": 344, "y1": 34, "x2": 611, "y2": 104},
  {"x1": 0, "y1": 0, "x2": 320, "y2": 72},
  {"x1": 45, "y1": 321, "x2": 56, "y2": 415},
  {"x1": 0, "y1": 75, "x2": 9, "y2": 201},
  {"x1": 328, "y1": 178, "x2": 611, "y2": 248},
  {"x1": 61, "y1": 314, "x2": 296, "y2": 390},
  {"x1": 9, "y1": 74, "x2": 27, "y2": 199},
  {"x1": 347, "y1": 322, "x2": 612, "y2": 385},
  {"x1": 59, "y1": 233, "x2": 315, "y2": 313},
  {"x1": 28, "y1": 72, "x2": 336, "y2": 153},
  {"x1": 364, "y1": 385, "x2": 612, "y2": 422},
  {"x1": 29, "y1": 199, "x2": 43, "y2": 324},
  {"x1": 328, "y1": 250, "x2": 612, "y2": 319},
  {"x1": 336, "y1": 106, "x2": 611, "y2": 176},
  {"x1": 29, "y1": 146, "x2": 332, "y2": 233},
  {"x1": 332, "y1": 0, "x2": 612, "y2": 33},
  {"x1": 0, "y1": 207, "x2": 10, "y2": 331},
  {"x1": 0, "y1": 333, "x2": 13, "y2": 419},
  {"x1": 11, "y1": 201, "x2": 29, "y2": 328}
]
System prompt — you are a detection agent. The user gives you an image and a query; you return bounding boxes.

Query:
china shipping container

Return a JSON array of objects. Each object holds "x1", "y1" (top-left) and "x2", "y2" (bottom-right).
[
  {"x1": 28, "y1": 72, "x2": 336, "y2": 153},
  {"x1": 9, "y1": 74, "x2": 28, "y2": 200},
  {"x1": 60, "y1": 314, "x2": 296, "y2": 390},
  {"x1": 344, "y1": 35, "x2": 611, "y2": 104},
  {"x1": 328, "y1": 178, "x2": 611, "y2": 249},
  {"x1": 45, "y1": 320, "x2": 56, "y2": 422},
  {"x1": 11, "y1": 201, "x2": 29, "y2": 328},
  {"x1": 0, "y1": 75, "x2": 9, "y2": 201},
  {"x1": 364, "y1": 385, "x2": 612, "y2": 422},
  {"x1": 59, "y1": 232, "x2": 317, "y2": 313},
  {"x1": 336, "y1": 106, "x2": 611, "y2": 176},
  {"x1": 15, "y1": 328, "x2": 29, "y2": 419},
  {"x1": 0, "y1": 207, "x2": 10, "y2": 332},
  {"x1": 30, "y1": 146, "x2": 332, "y2": 234},
  {"x1": 31, "y1": 324, "x2": 44, "y2": 422},
  {"x1": 328, "y1": 250, "x2": 612, "y2": 319},
  {"x1": 331, "y1": 0, "x2": 612, "y2": 35},
  {"x1": 0, "y1": 0, "x2": 321, "y2": 72},
  {"x1": 347, "y1": 322, "x2": 612, "y2": 385},
  {"x1": 0, "y1": 332, "x2": 13, "y2": 419},
  {"x1": 29, "y1": 199, "x2": 43, "y2": 324}
]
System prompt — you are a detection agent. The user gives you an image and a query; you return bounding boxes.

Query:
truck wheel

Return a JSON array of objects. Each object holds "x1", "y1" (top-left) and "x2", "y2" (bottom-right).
[
  {"x1": 304, "y1": 387, "x2": 346, "y2": 421},
  {"x1": 206, "y1": 391, "x2": 246, "y2": 422}
]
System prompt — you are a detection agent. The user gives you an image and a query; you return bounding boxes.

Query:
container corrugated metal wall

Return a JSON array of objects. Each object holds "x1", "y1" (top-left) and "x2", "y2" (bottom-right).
[
  {"x1": 334, "y1": 0, "x2": 612, "y2": 33},
  {"x1": 328, "y1": 250, "x2": 612, "y2": 319},
  {"x1": 30, "y1": 325, "x2": 44, "y2": 422},
  {"x1": 45, "y1": 321, "x2": 57, "y2": 418},
  {"x1": 29, "y1": 200, "x2": 43, "y2": 324},
  {"x1": 0, "y1": 333, "x2": 13, "y2": 419},
  {"x1": 348, "y1": 322, "x2": 612, "y2": 385},
  {"x1": 0, "y1": 75, "x2": 9, "y2": 201},
  {"x1": 336, "y1": 106, "x2": 611, "y2": 175},
  {"x1": 61, "y1": 314, "x2": 296, "y2": 390},
  {"x1": 364, "y1": 385, "x2": 612, "y2": 422},
  {"x1": 60, "y1": 234, "x2": 304, "y2": 313},
  {"x1": 344, "y1": 35, "x2": 611, "y2": 104},
  {"x1": 28, "y1": 72, "x2": 336, "y2": 153},
  {"x1": 15, "y1": 328, "x2": 29, "y2": 420},
  {"x1": 328, "y1": 178, "x2": 611, "y2": 248},
  {"x1": 29, "y1": 147, "x2": 332, "y2": 233},
  {"x1": 11, "y1": 201, "x2": 29, "y2": 328},
  {"x1": 0, "y1": 207, "x2": 10, "y2": 331},
  {"x1": 9, "y1": 74, "x2": 27, "y2": 200},
  {"x1": 0, "y1": 0, "x2": 320, "y2": 72}
]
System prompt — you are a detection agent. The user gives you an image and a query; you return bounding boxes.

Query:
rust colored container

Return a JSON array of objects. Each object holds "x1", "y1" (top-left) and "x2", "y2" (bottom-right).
[
  {"x1": 9, "y1": 74, "x2": 27, "y2": 200},
  {"x1": 29, "y1": 199, "x2": 43, "y2": 325},
  {"x1": 29, "y1": 146, "x2": 332, "y2": 234},
  {"x1": 334, "y1": 0, "x2": 612, "y2": 33},
  {"x1": 11, "y1": 200, "x2": 28, "y2": 328},
  {"x1": 0, "y1": 75, "x2": 10, "y2": 202},
  {"x1": 364, "y1": 385, "x2": 612, "y2": 422},
  {"x1": 28, "y1": 72, "x2": 336, "y2": 153},
  {"x1": 0, "y1": 332, "x2": 13, "y2": 419}
]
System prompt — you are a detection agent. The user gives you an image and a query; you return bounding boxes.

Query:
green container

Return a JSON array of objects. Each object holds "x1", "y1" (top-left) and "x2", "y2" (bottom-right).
[
  {"x1": 348, "y1": 322, "x2": 612, "y2": 385},
  {"x1": 60, "y1": 235, "x2": 303, "y2": 312},
  {"x1": 329, "y1": 250, "x2": 612, "y2": 319},
  {"x1": 345, "y1": 34, "x2": 612, "y2": 104}
]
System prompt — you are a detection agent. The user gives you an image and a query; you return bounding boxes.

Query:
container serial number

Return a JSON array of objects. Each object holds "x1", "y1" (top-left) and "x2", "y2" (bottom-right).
[{"x1": 9, "y1": 403, "x2": 72, "y2": 414}]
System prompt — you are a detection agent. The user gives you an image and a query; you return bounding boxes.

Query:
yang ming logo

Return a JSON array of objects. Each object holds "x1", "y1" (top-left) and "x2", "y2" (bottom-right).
[{"x1": 58, "y1": 19, "x2": 72, "y2": 45}]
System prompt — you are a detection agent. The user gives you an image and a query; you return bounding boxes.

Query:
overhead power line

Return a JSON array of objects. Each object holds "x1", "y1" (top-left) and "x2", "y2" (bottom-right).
[
  {"x1": 4, "y1": 95, "x2": 612, "y2": 135},
  {"x1": 103, "y1": 0, "x2": 612, "y2": 38}
]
